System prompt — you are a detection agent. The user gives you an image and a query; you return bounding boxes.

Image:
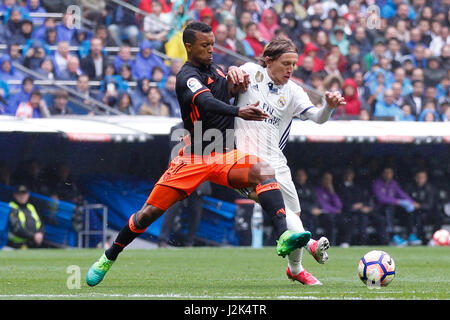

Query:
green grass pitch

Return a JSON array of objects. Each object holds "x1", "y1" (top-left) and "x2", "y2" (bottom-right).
[{"x1": 0, "y1": 246, "x2": 448, "y2": 300}]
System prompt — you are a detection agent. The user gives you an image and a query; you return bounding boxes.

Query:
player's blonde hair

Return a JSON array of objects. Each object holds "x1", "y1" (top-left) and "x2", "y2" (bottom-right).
[{"x1": 257, "y1": 38, "x2": 299, "y2": 67}]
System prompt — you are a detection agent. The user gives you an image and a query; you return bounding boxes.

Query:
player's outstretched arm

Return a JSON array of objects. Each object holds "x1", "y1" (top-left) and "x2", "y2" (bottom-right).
[
  {"x1": 227, "y1": 66, "x2": 250, "y2": 97},
  {"x1": 324, "y1": 91, "x2": 346, "y2": 109},
  {"x1": 302, "y1": 91, "x2": 346, "y2": 124}
]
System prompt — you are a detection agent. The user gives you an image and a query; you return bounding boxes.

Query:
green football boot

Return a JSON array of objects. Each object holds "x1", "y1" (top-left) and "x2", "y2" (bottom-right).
[
  {"x1": 86, "y1": 253, "x2": 114, "y2": 287},
  {"x1": 276, "y1": 230, "x2": 312, "y2": 258}
]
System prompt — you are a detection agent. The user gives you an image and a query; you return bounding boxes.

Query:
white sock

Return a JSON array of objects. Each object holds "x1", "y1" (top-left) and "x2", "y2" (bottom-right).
[{"x1": 286, "y1": 210, "x2": 305, "y2": 275}]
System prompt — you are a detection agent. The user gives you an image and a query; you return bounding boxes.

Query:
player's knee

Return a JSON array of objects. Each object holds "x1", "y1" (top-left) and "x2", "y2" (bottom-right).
[
  {"x1": 250, "y1": 161, "x2": 275, "y2": 185},
  {"x1": 138, "y1": 205, "x2": 164, "y2": 226}
]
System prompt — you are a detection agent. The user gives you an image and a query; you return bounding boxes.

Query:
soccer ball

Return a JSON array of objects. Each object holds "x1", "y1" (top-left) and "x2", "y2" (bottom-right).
[
  {"x1": 358, "y1": 250, "x2": 395, "y2": 288},
  {"x1": 432, "y1": 229, "x2": 450, "y2": 246}
]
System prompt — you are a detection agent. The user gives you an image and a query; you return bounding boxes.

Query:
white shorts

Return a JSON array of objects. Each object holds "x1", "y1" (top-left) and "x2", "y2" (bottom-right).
[{"x1": 274, "y1": 165, "x2": 301, "y2": 214}]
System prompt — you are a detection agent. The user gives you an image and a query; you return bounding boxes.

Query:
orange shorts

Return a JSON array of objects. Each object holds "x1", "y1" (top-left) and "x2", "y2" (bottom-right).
[{"x1": 146, "y1": 149, "x2": 262, "y2": 210}]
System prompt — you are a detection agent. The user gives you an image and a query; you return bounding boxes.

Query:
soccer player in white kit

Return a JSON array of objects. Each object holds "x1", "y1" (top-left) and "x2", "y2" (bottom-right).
[{"x1": 228, "y1": 38, "x2": 346, "y2": 285}]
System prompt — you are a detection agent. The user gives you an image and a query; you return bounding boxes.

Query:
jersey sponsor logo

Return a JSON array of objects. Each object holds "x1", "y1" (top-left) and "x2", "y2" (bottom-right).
[
  {"x1": 255, "y1": 71, "x2": 264, "y2": 83},
  {"x1": 187, "y1": 78, "x2": 203, "y2": 93}
]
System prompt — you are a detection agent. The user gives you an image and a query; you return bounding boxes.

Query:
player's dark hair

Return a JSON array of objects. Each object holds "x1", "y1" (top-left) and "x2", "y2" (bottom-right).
[
  {"x1": 257, "y1": 37, "x2": 299, "y2": 67},
  {"x1": 183, "y1": 22, "x2": 212, "y2": 45}
]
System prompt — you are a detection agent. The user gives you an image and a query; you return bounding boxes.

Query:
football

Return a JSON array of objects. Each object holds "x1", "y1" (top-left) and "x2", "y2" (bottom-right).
[
  {"x1": 432, "y1": 229, "x2": 450, "y2": 246},
  {"x1": 358, "y1": 250, "x2": 396, "y2": 288}
]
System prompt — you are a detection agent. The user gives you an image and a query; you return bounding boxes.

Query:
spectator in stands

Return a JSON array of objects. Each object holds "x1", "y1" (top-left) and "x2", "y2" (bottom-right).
[
  {"x1": 353, "y1": 70, "x2": 371, "y2": 111},
  {"x1": 372, "y1": 166, "x2": 417, "y2": 246},
  {"x1": 119, "y1": 64, "x2": 134, "y2": 84},
  {"x1": 7, "y1": 43, "x2": 25, "y2": 65},
  {"x1": 242, "y1": 21, "x2": 265, "y2": 58},
  {"x1": 393, "y1": 67, "x2": 413, "y2": 96},
  {"x1": 80, "y1": 37, "x2": 107, "y2": 81},
  {"x1": 106, "y1": 0, "x2": 140, "y2": 46},
  {"x1": 7, "y1": 184, "x2": 45, "y2": 249},
  {"x1": 115, "y1": 91, "x2": 135, "y2": 115},
  {"x1": 399, "y1": 104, "x2": 416, "y2": 121},
  {"x1": 35, "y1": 57, "x2": 55, "y2": 80},
  {"x1": 212, "y1": 23, "x2": 234, "y2": 68},
  {"x1": 23, "y1": 39, "x2": 48, "y2": 71},
  {"x1": 9, "y1": 19, "x2": 34, "y2": 45},
  {"x1": 330, "y1": 26, "x2": 349, "y2": 56},
  {"x1": 430, "y1": 25, "x2": 449, "y2": 57},
  {"x1": 150, "y1": 65, "x2": 166, "y2": 89},
  {"x1": 114, "y1": 44, "x2": 134, "y2": 73},
  {"x1": 314, "y1": 171, "x2": 342, "y2": 246},
  {"x1": 94, "y1": 24, "x2": 117, "y2": 47},
  {"x1": 131, "y1": 77, "x2": 151, "y2": 113},
  {"x1": 391, "y1": 81, "x2": 406, "y2": 107},
  {"x1": 406, "y1": 169, "x2": 437, "y2": 244},
  {"x1": 363, "y1": 38, "x2": 386, "y2": 72},
  {"x1": 424, "y1": 56, "x2": 446, "y2": 88},
  {"x1": 132, "y1": 40, "x2": 168, "y2": 80},
  {"x1": 43, "y1": 26, "x2": 57, "y2": 46},
  {"x1": 80, "y1": 0, "x2": 107, "y2": 26},
  {"x1": 23, "y1": 0, "x2": 46, "y2": 26},
  {"x1": 373, "y1": 88, "x2": 403, "y2": 120},
  {"x1": 292, "y1": 168, "x2": 322, "y2": 238},
  {"x1": 336, "y1": 167, "x2": 372, "y2": 247},
  {"x1": 297, "y1": 42, "x2": 325, "y2": 72},
  {"x1": 5, "y1": 77, "x2": 34, "y2": 114},
  {"x1": 14, "y1": 90, "x2": 50, "y2": 118},
  {"x1": 293, "y1": 54, "x2": 313, "y2": 84},
  {"x1": 32, "y1": 16, "x2": 55, "y2": 41},
  {"x1": 1, "y1": 6, "x2": 26, "y2": 44},
  {"x1": 367, "y1": 69, "x2": 387, "y2": 108},
  {"x1": 137, "y1": 86, "x2": 169, "y2": 116},
  {"x1": 418, "y1": 108, "x2": 440, "y2": 122},
  {"x1": 70, "y1": 74, "x2": 95, "y2": 109},
  {"x1": 258, "y1": 8, "x2": 279, "y2": 43},
  {"x1": 0, "y1": 54, "x2": 24, "y2": 90},
  {"x1": 323, "y1": 54, "x2": 342, "y2": 79},
  {"x1": 166, "y1": 0, "x2": 191, "y2": 42},
  {"x1": 341, "y1": 78, "x2": 361, "y2": 118},
  {"x1": 160, "y1": 74, "x2": 180, "y2": 118},
  {"x1": 55, "y1": 12, "x2": 76, "y2": 43},
  {"x1": 403, "y1": 80, "x2": 425, "y2": 118},
  {"x1": 52, "y1": 41, "x2": 74, "y2": 79},
  {"x1": 58, "y1": 56, "x2": 83, "y2": 81},
  {"x1": 143, "y1": 0, "x2": 171, "y2": 52},
  {"x1": 48, "y1": 90, "x2": 74, "y2": 115}
]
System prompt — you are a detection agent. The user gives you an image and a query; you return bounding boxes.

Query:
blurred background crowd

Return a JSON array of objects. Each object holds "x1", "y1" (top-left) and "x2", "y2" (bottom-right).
[{"x1": 0, "y1": 0, "x2": 448, "y2": 121}]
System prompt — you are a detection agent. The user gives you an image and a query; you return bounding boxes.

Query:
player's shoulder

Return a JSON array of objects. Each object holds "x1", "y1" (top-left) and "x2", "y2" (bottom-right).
[
  {"x1": 177, "y1": 63, "x2": 200, "y2": 81},
  {"x1": 286, "y1": 78, "x2": 308, "y2": 97},
  {"x1": 240, "y1": 61, "x2": 263, "y2": 75}
]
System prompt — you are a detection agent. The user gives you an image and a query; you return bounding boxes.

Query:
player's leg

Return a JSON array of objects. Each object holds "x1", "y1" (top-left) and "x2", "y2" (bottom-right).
[
  {"x1": 226, "y1": 156, "x2": 311, "y2": 257},
  {"x1": 86, "y1": 185, "x2": 186, "y2": 286}
]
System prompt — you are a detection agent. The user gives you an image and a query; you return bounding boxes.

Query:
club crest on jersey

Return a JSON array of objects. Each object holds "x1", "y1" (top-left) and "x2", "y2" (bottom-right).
[
  {"x1": 187, "y1": 78, "x2": 203, "y2": 93},
  {"x1": 216, "y1": 68, "x2": 226, "y2": 78},
  {"x1": 278, "y1": 96, "x2": 286, "y2": 107},
  {"x1": 255, "y1": 71, "x2": 264, "y2": 83}
]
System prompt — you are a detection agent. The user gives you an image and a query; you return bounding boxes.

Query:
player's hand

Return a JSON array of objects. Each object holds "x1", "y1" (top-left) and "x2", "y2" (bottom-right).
[
  {"x1": 238, "y1": 101, "x2": 269, "y2": 121},
  {"x1": 325, "y1": 91, "x2": 346, "y2": 109},
  {"x1": 227, "y1": 66, "x2": 250, "y2": 92}
]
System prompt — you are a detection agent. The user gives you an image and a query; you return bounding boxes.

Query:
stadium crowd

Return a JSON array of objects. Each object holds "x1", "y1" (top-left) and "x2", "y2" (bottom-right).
[{"x1": 0, "y1": 0, "x2": 448, "y2": 120}]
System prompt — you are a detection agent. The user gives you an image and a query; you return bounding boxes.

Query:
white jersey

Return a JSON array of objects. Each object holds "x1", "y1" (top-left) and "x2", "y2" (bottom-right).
[{"x1": 234, "y1": 62, "x2": 315, "y2": 170}]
